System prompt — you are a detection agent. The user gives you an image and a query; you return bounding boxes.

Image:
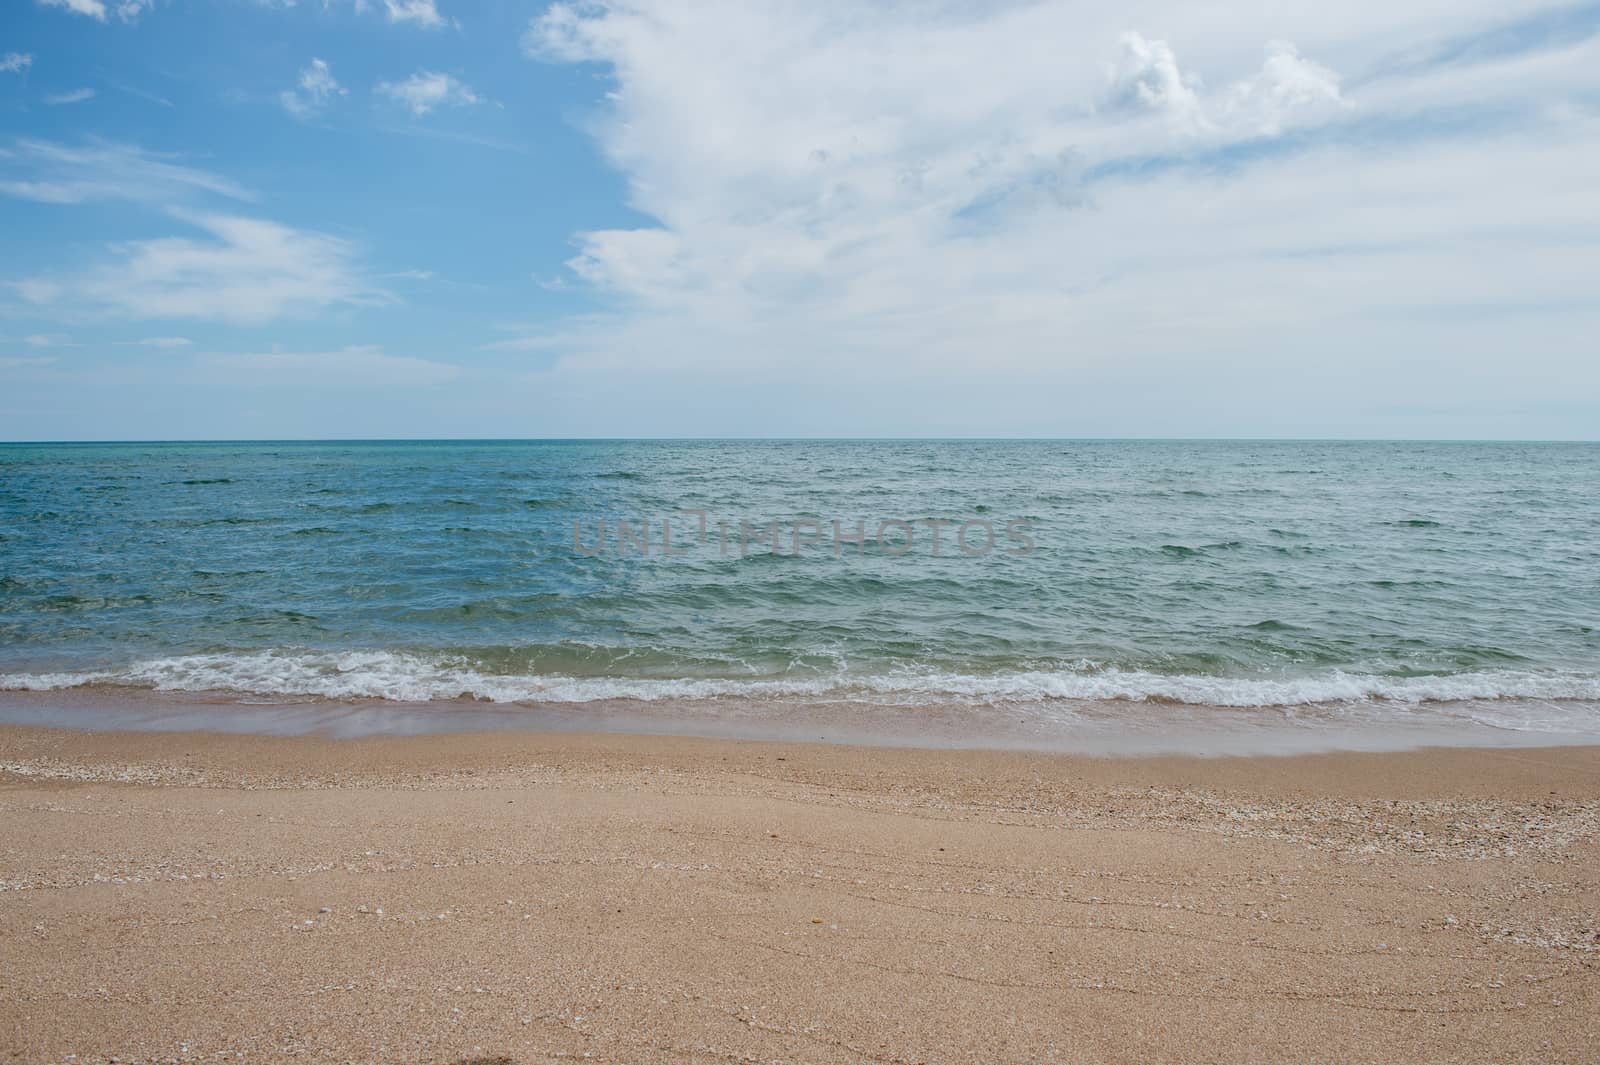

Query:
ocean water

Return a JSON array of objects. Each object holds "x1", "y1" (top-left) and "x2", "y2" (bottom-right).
[{"x1": 1, "y1": 440, "x2": 1597, "y2": 751}]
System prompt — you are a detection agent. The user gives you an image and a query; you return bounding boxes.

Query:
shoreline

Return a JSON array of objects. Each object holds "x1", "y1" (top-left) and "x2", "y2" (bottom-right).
[
  {"x1": 2, "y1": 723, "x2": 1598, "y2": 1062},
  {"x1": 3, "y1": 719, "x2": 1600, "y2": 798},
  {"x1": 5, "y1": 687, "x2": 1600, "y2": 758}
]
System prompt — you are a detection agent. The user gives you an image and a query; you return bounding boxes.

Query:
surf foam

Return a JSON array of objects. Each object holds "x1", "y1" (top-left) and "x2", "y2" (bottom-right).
[{"x1": 4, "y1": 649, "x2": 1600, "y2": 718}]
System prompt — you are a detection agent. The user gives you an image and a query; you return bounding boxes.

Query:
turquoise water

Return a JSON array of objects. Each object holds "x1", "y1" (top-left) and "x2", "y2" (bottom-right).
[{"x1": 1, "y1": 440, "x2": 1597, "y2": 742}]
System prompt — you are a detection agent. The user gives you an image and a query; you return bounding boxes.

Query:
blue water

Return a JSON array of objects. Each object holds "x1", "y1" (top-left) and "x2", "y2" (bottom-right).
[{"x1": 1, "y1": 440, "x2": 1597, "y2": 744}]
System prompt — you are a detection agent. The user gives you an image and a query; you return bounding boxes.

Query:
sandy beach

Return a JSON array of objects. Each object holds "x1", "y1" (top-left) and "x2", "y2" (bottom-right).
[{"x1": 0, "y1": 725, "x2": 1596, "y2": 1063}]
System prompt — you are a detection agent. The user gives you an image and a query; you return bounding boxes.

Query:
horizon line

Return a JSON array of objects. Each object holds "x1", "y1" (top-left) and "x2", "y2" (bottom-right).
[{"x1": 2, "y1": 436, "x2": 1597, "y2": 446}]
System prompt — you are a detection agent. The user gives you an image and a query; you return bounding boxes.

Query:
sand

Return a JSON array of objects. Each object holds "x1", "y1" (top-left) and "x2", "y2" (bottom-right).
[{"x1": 1, "y1": 724, "x2": 1598, "y2": 1064}]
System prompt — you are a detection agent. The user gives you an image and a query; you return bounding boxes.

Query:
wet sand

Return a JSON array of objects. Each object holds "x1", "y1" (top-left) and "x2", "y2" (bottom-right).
[{"x1": 1, "y1": 724, "x2": 1598, "y2": 1063}]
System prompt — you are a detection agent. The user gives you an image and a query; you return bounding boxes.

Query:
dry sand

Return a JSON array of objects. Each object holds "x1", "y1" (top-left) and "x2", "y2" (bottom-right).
[{"x1": 1, "y1": 724, "x2": 1598, "y2": 1064}]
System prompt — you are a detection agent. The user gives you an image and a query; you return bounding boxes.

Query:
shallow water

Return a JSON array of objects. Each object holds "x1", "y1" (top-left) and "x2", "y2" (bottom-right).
[{"x1": 1, "y1": 439, "x2": 1596, "y2": 748}]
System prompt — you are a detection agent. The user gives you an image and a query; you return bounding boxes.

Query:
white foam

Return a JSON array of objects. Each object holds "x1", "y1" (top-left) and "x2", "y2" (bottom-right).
[{"x1": 3, "y1": 650, "x2": 1600, "y2": 730}]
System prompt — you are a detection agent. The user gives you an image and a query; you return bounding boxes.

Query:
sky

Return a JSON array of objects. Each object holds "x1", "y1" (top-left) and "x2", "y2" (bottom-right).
[{"x1": 1, "y1": 0, "x2": 1598, "y2": 440}]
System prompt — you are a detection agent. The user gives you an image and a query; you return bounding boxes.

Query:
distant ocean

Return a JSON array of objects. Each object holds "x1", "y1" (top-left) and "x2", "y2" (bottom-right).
[{"x1": 2, "y1": 440, "x2": 1597, "y2": 752}]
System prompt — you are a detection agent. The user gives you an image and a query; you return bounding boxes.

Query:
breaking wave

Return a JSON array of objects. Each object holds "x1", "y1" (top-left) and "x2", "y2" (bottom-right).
[{"x1": 4, "y1": 649, "x2": 1600, "y2": 714}]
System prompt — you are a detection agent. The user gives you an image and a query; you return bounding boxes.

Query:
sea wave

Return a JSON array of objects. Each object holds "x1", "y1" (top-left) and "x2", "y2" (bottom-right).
[{"x1": 3, "y1": 650, "x2": 1600, "y2": 710}]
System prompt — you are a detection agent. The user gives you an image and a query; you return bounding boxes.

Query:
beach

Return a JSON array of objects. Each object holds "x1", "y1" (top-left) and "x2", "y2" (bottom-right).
[
  {"x1": 2, "y1": 724, "x2": 1597, "y2": 1063},
  {"x1": 7, "y1": 0, "x2": 1599, "y2": 1054}
]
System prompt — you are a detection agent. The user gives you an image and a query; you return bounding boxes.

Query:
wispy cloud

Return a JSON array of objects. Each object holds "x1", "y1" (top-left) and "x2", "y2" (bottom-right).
[
  {"x1": 197, "y1": 346, "x2": 459, "y2": 386},
  {"x1": 291, "y1": 0, "x2": 447, "y2": 30},
  {"x1": 280, "y1": 58, "x2": 345, "y2": 118},
  {"x1": 1365, "y1": 4, "x2": 1600, "y2": 78},
  {"x1": 37, "y1": 0, "x2": 151, "y2": 22},
  {"x1": 0, "y1": 138, "x2": 251, "y2": 205},
  {"x1": 376, "y1": 70, "x2": 480, "y2": 115},
  {"x1": 380, "y1": 0, "x2": 444, "y2": 29},
  {"x1": 44, "y1": 88, "x2": 96, "y2": 106},
  {"x1": 106, "y1": 79, "x2": 174, "y2": 108},
  {"x1": 18, "y1": 212, "x2": 389, "y2": 324},
  {"x1": 38, "y1": 0, "x2": 108, "y2": 19},
  {"x1": 0, "y1": 355, "x2": 57, "y2": 371},
  {"x1": 511, "y1": 0, "x2": 1600, "y2": 433},
  {"x1": 0, "y1": 53, "x2": 32, "y2": 75}
]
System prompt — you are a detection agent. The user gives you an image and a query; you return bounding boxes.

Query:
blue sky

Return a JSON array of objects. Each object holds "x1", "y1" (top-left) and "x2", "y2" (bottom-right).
[{"x1": 2, "y1": 0, "x2": 1598, "y2": 439}]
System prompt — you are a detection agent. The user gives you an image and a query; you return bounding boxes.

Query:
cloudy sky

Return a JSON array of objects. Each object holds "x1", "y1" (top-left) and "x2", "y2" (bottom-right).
[{"x1": 2, "y1": 0, "x2": 1597, "y2": 439}]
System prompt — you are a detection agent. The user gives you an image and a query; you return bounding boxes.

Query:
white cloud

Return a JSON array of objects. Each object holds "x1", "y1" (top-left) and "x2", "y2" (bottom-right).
[
  {"x1": 134, "y1": 335, "x2": 192, "y2": 347},
  {"x1": 376, "y1": 70, "x2": 479, "y2": 115},
  {"x1": 280, "y1": 58, "x2": 345, "y2": 118},
  {"x1": 381, "y1": 0, "x2": 443, "y2": 29},
  {"x1": 20, "y1": 212, "x2": 389, "y2": 324},
  {"x1": 198, "y1": 346, "x2": 460, "y2": 386},
  {"x1": 1, "y1": 53, "x2": 32, "y2": 74},
  {"x1": 10, "y1": 280, "x2": 63, "y2": 305},
  {"x1": 1104, "y1": 34, "x2": 1345, "y2": 137},
  {"x1": 45, "y1": 88, "x2": 96, "y2": 105},
  {"x1": 287, "y1": 0, "x2": 445, "y2": 29},
  {"x1": 37, "y1": 0, "x2": 151, "y2": 21},
  {"x1": 511, "y1": 1, "x2": 1600, "y2": 434},
  {"x1": 523, "y1": 4, "x2": 1355, "y2": 328},
  {"x1": 0, "y1": 355, "x2": 57, "y2": 371},
  {"x1": 1224, "y1": 41, "x2": 1345, "y2": 135},
  {"x1": 1106, "y1": 32, "x2": 1207, "y2": 131},
  {"x1": 38, "y1": 0, "x2": 108, "y2": 19},
  {"x1": 0, "y1": 138, "x2": 252, "y2": 204}
]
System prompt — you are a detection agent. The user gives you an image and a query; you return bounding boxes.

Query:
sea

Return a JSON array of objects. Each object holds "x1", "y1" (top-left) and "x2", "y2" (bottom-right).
[{"x1": 1, "y1": 439, "x2": 1596, "y2": 754}]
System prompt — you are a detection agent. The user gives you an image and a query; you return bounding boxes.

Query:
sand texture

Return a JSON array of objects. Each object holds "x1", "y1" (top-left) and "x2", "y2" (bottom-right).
[{"x1": 2, "y1": 725, "x2": 1598, "y2": 1063}]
